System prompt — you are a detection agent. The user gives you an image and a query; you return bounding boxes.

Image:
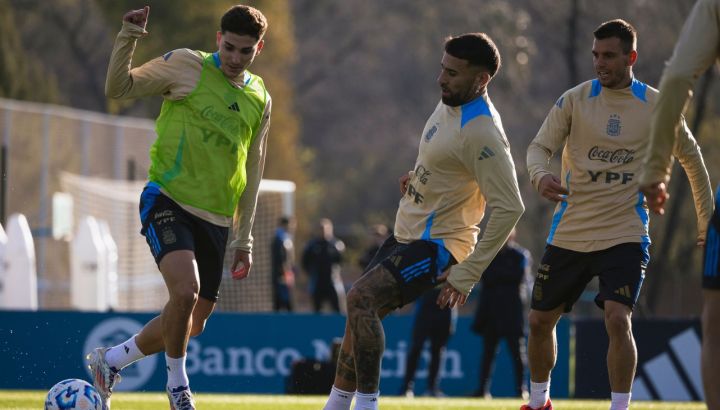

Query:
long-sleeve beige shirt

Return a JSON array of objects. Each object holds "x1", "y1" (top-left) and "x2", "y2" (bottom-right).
[
  {"x1": 106, "y1": 22, "x2": 271, "y2": 252},
  {"x1": 395, "y1": 94, "x2": 525, "y2": 295},
  {"x1": 642, "y1": 0, "x2": 720, "y2": 189},
  {"x1": 528, "y1": 78, "x2": 712, "y2": 251}
]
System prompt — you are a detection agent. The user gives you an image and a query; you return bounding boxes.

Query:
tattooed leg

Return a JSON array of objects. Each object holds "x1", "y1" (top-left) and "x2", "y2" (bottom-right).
[
  {"x1": 333, "y1": 305, "x2": 395, "y2": 392},
  {"x1": 332, "y1": 322, "x2": 357, "y2": 392},
  {"x1": 346, "y1": 265, "x2": 402, "y2": 393}
]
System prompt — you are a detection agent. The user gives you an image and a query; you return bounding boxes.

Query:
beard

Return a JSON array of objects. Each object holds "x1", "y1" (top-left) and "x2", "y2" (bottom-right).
[{"x1": 441, "y1": 93, "x2": 465, "y2": 107}]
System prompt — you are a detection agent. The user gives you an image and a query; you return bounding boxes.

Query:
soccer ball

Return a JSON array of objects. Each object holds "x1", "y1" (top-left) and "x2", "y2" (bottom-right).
[{"x1": 44, "y1": 378, "x2": 103, "y2": 410}]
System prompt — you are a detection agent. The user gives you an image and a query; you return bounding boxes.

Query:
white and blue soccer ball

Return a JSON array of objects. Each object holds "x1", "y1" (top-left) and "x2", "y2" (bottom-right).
[{"x1": 44, "y1": 378, "x2": 103, "y2": 410}]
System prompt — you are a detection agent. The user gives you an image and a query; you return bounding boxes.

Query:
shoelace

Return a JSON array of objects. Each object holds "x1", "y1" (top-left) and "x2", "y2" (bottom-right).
[
  {"x1": 107, "y1": 371, "x2": 121, "y2": 391},
  {"x1": 171, "y1": 390, "x2": 195, "y2": 410}
]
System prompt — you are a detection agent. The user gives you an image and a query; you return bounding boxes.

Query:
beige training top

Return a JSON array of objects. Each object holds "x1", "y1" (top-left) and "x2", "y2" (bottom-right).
[
  {"x1": 395, "y1": 94, "x2": 525, "y2": 295},
  {"x1": 528, "y1": 78, "x2": 712, "y2": 252},
  {"x1": 643, "y1": 0, "x2": 720, "y2": 189}
]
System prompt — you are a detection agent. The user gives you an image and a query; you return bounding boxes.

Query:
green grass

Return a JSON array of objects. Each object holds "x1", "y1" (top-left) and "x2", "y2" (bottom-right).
[{"x1": 0, "y1": 391, "x2": 706, "y2": 410}]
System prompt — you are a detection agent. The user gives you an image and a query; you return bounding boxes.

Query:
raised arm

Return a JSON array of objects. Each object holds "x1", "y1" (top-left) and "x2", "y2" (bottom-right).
[{"x1": 106, "y1": 6, "x2": 189, "y2": 100}]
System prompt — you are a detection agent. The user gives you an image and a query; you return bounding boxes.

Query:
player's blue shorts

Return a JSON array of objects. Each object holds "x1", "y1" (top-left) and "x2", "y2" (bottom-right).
[
  {"x1": 702, "y1": 189, "x2": 720, "y2": 290},
  {"x1": 364, "y1": 235, "x2": 456, "y2": 307},
  {"x1": 532, "y1": 242, "x2": 648, "y2": 312},
  {"x1": 139, "y1": 182, "x2": 229, "y2": 302}
]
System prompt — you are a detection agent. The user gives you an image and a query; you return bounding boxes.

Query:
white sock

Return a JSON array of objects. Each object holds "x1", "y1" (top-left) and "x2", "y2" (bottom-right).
[
  {"x1": 105, "y1": 335, "x2": 145, "y2": 371},
  {"x1": 610, "y1": 392, "x2": 631, "y2": 410},
  {"x1": 529, "y1": 380, "x2": 550, "y2": 408},
  {"x1": 353, "y1": 391, "x2": 379, "y2": 410},
  {"x1": 323, "y1": 386, "x2": 355, "y2": 410},
  {"x1": 165, "y1": 354, "x2": 189, "y2": 389}
]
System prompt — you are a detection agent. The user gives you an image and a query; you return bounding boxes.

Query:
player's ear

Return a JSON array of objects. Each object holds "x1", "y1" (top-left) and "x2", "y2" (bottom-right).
[
  {"x1": 474, "y1": 71, "x2": 491, "y2": 91},
  {"x1": 255, "y1": 39, "x2": 265, "y2": 56},
  {"x1": 628, "y1": 50, "x2": 638, "y2": 66},
  {"x1": 216, "y1": 31, "x2": 222, "y2": 48}
]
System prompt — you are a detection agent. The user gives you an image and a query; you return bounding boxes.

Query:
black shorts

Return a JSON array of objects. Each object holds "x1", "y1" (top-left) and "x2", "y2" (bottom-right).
[
  {"x1": 139, "y1": 183, "x2": 229, "y2": 302},
  {"x1": 703, "y1": 198, "x2": 720, "y2": 290},
  {"x1": 532, "y1": 242, "x2": 648, "y2": 312},
  {"x1": 366, "y1": 236, "x2": 456, "y2": 306}
]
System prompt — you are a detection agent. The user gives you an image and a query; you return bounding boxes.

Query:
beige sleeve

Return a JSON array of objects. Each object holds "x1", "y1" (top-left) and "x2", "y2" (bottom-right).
[
  {"x1": 642, "y1": 0, "x2": 720, "y2": 186},
  {"x1": 229, "y1": 98, "x2": 272, "y2": 252},
  {"x1": 672, "y1": 118, "x2": 715, "y2": 241},
  {"x1": 527, "y1": 93, "x2": 572, "y2": 190},
  {"x1": 106, "y1": 22, "x2": 201, "y2": 100},
  {"x1": 447, "y1": 126, "x2": 525, "y2": 295}
]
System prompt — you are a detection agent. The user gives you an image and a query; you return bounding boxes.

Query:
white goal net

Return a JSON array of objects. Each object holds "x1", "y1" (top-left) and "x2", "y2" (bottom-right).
[{"x1": 60, "y1": 172, "x2": 294, "y2": 312}]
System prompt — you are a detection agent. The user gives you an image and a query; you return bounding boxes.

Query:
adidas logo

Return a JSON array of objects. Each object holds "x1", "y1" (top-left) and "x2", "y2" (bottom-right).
[
  {"x1": 477, "y1": 146, "x2": 495, "y2": 160},
  {"x1": 124, "y1": 345, "x2": 130, "y2": 354},
  {"x1": 614, "y1": 285, "x2": 632, "y2": 298},
  {"x1": 228, "y1": 102, "x2": 240, "y2": 112},
  {"x1": 632, "y1": 328, "x2": 703, "y2": 401},
  {"x1": 389, "y1": 255, "x2": 403, "y2": 267}
]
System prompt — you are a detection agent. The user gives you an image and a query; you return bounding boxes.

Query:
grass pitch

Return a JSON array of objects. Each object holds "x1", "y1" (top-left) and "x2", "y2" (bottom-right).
[{"x1": 0, "y1": 391, "x2": 706, "y2": 410}]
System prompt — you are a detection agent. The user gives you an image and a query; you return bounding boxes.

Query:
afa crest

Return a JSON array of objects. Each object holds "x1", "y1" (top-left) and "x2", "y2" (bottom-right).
[
  {"x1": 606, "y1": 114, "x2": 622, "y2": 137},
  {"x1": 424, "y1": 123, "x2": 439, "y2": 142}
]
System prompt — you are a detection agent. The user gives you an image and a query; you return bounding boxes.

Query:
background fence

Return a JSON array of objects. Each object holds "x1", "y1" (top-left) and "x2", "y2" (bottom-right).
[{"x1": 0, "y1": 97, "x2": 293, "y2": 312}]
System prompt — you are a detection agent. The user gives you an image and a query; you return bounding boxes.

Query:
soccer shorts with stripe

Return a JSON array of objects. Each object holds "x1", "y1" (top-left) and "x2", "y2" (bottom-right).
[
  {"x1": 139, "y1": 183, "x2": 229, "y2": 302},
  {"x1": 366, "y1": 236, "x2": 456, "y2": 307}
]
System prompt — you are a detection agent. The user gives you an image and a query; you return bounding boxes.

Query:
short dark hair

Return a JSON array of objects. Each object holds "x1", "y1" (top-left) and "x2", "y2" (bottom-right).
[
  {"x1": 593, "y1": 19, "x2": 636, "y2": 54},
  {"x1": 221, "y1": 5, "x2": 268, "y2": 40},
  {"x1": 444, "y1": 33, "x2": 501, "y2": 77}
]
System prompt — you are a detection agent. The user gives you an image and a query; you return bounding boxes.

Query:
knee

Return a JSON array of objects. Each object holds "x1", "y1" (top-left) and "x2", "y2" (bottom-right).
[
  {"x1": 604, "y1": 310, "x2": 631, "y2": 337},
  {"x1": 346, "y1": 286, "x2": 373, "y2": 316},
  {"x1": 169, "y1": 283, "x2": 199, "y2": 311},
  {"x1": 528, "y1": 311, "x2": 557, "y2": 336},
  {"x1": 346, "y1": 287, "x2": 362, "y2": 313}
]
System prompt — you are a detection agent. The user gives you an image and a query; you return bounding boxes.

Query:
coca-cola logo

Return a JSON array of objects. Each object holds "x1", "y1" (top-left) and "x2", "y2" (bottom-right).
[{"x1": 587, "y1": 146, "x2": 635, "y2": 164}]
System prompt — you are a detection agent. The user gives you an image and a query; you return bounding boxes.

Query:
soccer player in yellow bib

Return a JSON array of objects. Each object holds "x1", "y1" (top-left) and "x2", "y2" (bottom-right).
[
  {"x1": 322, "y1": 33, "x2": 524, "y2": 410},
  {"x1": 641, "y1": 1, "x2": 720, "y2": 408},
  {"x1": 85, "y1": 5, "x2": 271, "y2": 410},
  {"x1": 525, "y1": 20, "x2": 713, "y2": 410}
]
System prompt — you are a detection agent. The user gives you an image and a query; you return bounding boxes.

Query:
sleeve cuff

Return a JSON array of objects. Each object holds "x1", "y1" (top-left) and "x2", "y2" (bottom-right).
[
  {"x1": 121, "y1": 21, "x2": 148, "y2": 38},
  {"x1": 446, "y1": 265, "x2": 476, "y2": 296},
  {"x1": 228, "y1": 239, "x2": 252, "y2": 253}
]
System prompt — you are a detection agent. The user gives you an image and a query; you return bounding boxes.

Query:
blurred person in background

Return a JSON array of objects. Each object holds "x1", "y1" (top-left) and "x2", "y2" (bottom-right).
[
  {"x1": 640, "y1": 1, "x2": 720, "y2": 408},
  {"x1": 358, "y1": 224, "x2": 390, "y2": 270},
  {"x1": 86, "y1": 5, "x2": 271, "y2": 410},
  {"x1": 322, "y1": 33, "x2": 524, "y2": 410},
  {"x1": 398, "y1": 286, "x2": 456, "y2": 398},
  {"x1": 525, "y1": 19, "x2": 712, "y2": 410},
  {"x1": 272, "y1": 216, "x2": 296, "y2": 312},
  {"x1": 302, "y1": 218, "x2": 347, "y2": 313},
  {"x1": 471, "y1": 228, "x2": 531, "y2": 400}
]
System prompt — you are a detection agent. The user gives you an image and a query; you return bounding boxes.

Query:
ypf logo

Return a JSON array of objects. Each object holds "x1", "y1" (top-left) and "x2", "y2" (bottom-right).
[{"x1": 83, "y1": 318, "x2": 157, "y2": 391}]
